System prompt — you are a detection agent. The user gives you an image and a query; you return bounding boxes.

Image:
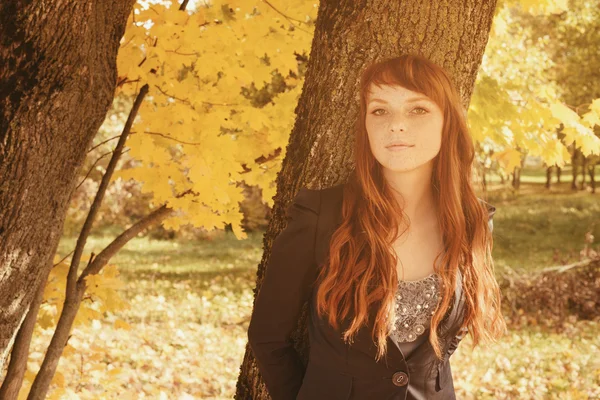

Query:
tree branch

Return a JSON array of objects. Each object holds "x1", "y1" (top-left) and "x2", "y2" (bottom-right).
[{"x1": 78, "y1": 203, "x2": 176, "y2": 281}]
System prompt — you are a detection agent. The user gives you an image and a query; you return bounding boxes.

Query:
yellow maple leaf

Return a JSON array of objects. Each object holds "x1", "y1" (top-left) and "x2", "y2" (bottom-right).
[
  {"x1": 550, "y1": 102, "x2": 580, "y2": 125},
  {"x1": 114, "y1": 319, "x2": 132, "y2": 331},
  {"x1": 491, "y1": 148, "x2": 522, "y2": 173}
]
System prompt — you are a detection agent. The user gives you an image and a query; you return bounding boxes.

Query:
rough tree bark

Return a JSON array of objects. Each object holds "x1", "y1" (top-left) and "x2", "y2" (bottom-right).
[
  {"x1": 234, "y1": 0, "x2": 498, "y2": 398},
  {"x1": 0, "y1": 0, "x2": 135, "y2": 372}
]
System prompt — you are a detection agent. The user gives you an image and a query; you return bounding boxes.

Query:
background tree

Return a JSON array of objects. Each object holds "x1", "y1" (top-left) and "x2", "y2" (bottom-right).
[
  {"x1": 0, "y1": 0, "x2": 135, "y2": 372},
  {"x1": 234, "y1": 0, "x2": 501, "y2": 398}
]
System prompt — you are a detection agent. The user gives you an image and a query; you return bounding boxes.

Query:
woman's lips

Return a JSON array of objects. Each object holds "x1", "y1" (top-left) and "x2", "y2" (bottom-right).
[{"x1": 386, "y1": 144, "x2": 414, "y2": 151}]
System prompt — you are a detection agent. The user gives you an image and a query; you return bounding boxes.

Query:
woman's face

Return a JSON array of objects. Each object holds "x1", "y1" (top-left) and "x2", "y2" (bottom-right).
[{"x1": 365, "y1": 83, "x2": 444, "y2": 173}]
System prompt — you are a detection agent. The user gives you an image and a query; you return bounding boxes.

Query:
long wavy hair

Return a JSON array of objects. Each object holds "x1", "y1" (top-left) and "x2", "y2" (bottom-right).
[{"x1": 314, "y1": 54, "x2": 506, "y2": 361}]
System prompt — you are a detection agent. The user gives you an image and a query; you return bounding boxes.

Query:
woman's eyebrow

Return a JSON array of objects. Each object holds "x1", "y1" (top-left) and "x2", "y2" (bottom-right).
[{"x1": 368, "y1": 95, "x2": 432, "y2": 105}]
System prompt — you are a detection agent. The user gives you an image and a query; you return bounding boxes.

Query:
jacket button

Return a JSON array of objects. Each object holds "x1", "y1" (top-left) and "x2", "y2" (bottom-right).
[{"x1": 392, "y1": 371, "x2": 408, "y2": 386}]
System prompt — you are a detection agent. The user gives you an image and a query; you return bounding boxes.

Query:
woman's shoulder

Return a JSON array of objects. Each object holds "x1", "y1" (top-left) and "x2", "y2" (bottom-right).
[{"x1": 294, "y1": 183, "x2": 345, "y2": 214}]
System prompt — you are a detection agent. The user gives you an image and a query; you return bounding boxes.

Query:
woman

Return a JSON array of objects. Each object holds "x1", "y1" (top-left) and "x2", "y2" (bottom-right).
[{"x1": 248, "y1": 54, "x2": 506, "y2": 400}]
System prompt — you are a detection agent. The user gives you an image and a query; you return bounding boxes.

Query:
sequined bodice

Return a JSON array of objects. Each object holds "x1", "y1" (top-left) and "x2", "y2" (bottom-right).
[{"x1": 390, "y1": 272, "x2": 442, "y2": 343}]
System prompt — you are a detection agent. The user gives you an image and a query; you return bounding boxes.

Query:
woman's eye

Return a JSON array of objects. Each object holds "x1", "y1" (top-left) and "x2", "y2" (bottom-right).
[{"x1": 371, "y1": 107, "x2": 428, "y2": 116}]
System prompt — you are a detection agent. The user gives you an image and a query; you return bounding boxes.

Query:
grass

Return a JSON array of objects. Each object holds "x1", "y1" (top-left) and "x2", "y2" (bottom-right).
[
  {"x1": 452, "y1": 319, "x2": 600, "y2": 399},
  {"x1": 484, "y1": 177, "x2": 600, "y2": 273},
  {"x1": 21, "y1": 168, "x2": 599, "y2": 399}
]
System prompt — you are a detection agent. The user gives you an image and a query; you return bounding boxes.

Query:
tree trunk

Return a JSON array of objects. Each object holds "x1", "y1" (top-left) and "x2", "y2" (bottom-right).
[
  {"x1": 0, "y1": 262, "x2": 52, "y2": 400},
  {"x1": 571, "y1": 148, "x2": 580, "y2": 190},
  {"x1": 546, "y1": 166, "x2": 551, "y2": 189},
  {"x1": 588, "y1": 163, "x2": 596, "y2": 194},
  {"x1": 580, "y1": 156, "x2": 588, "y2": 190},
  {"x1": 0, "y1": 0, "x2": 135, "y2": 371},
  {"x1": 512, "y1": 167, "x2": 521, "y2": 190},
  {"x1": 234, "y1": 0, "x2": 498, "y2": 398},
  {"x1": 482, "y1": 165, "x2": 487, "y2": 192}
]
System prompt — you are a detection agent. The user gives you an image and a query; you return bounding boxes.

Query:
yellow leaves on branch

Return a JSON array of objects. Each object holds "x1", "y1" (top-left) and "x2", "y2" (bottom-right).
[
  {"x1": 491, "y1": 148, "x2": 523, "y2": 174},
  {"x1": 584, "y1": 99, "x2": 600, "y2": 126},
  {"x1": 473, "y1": 2, "x2": 600, "y2": 172},
  {"x1": 500, "y1": 0, "x2": 569, "y2": 16},
  {"x1": 517, "y1": 0, "x2": 569, "y2": 16},
  {"x1": 39, "y1": 255, "x2": 130, "y2": 333},
  {"x1": 23, "y1": 256, "x2": 132, "y2": 398},
  {"x1": 550, "y1": 102, "x2": 600, "y2": 157},
  {"x1": 84, "y1": 264, "x2": 129, "y2": 314},
  {"x1": 479, "y1": 90, "x2": 600, "y2": 173},
  {"x1": 114, "y1": 0, "x2": 318, "y2": 239},
  {"x1": 468, "y1": 75, "x2": 574, "y2": 171}
]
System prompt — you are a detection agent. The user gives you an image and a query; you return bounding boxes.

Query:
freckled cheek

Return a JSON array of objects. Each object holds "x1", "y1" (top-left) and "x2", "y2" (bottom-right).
[
  {"x1": 366, "y1": 118, "x2": 384, "y2": 131},
  {"x1": 413, "y1": 121, "x2": 442, "y2": 144},
  {"x1": 366, "y1": 119, "x2": 395, "y2": 139}
]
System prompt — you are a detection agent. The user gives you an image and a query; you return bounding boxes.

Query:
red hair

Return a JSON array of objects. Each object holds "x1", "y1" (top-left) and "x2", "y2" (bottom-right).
[{"x1": 315, "y1": 54, "x2": 506, "y2": 361}]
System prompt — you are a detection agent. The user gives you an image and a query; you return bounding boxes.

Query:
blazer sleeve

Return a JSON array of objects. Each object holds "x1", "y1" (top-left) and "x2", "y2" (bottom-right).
[
  {"x1": 447, "y1": 202, "x2": 496, "y2": 358},
  {"x1": 247, "y1": 187, "x2": 321, "y2": 400}
]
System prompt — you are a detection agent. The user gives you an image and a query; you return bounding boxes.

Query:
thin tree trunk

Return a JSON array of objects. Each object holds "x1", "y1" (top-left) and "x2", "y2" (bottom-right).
[
  {"x1": 512, "y1": 167, "x2": 521, "y2": 189},
  {"x1": 234, "y1": 0, "x2": 498, "y2": 398},
  {"x1": 482, "y1": 165, "x2": 487, "y2": 192},
  {"x1": 0, "y1": 0, "x2": 135, "y2": 371},
  {"x1": 572, "y1": 148, "x2": 580, "y2": 190},
  {"x1": 26, "y1": 84, "x2": 150, "y2": 399},
  {"x1": 580, "y1": 156, "x2": 588, "y2": 190},
  {"x1": 589, "y1": 163, "x2": 596, "y2": 193}
]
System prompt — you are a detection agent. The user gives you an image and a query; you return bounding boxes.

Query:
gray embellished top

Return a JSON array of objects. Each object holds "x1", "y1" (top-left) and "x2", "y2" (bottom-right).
[{"x1": 389, "y1": 272, "x2": 442, "y2": 359}]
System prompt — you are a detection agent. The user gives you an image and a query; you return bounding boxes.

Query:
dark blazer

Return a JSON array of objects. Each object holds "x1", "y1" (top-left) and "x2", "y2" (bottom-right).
[{"x1": 248, "y1": 183, "x2": 496, "y2": 400}]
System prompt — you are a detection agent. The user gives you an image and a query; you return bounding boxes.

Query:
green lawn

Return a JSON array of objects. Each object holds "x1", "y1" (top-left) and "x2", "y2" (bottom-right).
[
  {"x1": 484, "y1": 178, "x2": 600, "y2": 273},
  {"x1": 62, "y1": 232, "x2": 265, "y2": 298},
  {"x1": 42, "y1": 171, "x2": 599, "y2": 399}
]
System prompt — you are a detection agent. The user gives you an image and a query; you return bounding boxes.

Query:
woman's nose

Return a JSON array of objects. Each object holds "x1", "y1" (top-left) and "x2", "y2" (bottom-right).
[
  {"x1": 389, "y1": 123, "x2": 405, "y2": 133},
  {"x1": 388, "y1": 115, "x2": 407, "y2": 132}
]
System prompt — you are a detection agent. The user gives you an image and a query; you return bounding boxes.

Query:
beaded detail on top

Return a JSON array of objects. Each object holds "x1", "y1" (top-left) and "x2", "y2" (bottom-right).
[{"x1": 390, "y1": 272, "x2": 442, "y2": 343}]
